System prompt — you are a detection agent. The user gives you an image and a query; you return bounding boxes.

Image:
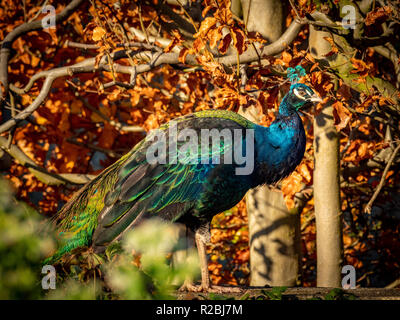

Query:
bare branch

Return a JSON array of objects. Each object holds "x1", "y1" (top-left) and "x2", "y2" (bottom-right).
[
  {"x1": 227, "y1": 19, "x2": 305, "y2": 65},
  {"x1": 65, "y1": 40, "x2": 100, "y2": 50},
  {"x1": 364, "y1": 143, "x2": 400, "y2": 213},
  {"x1": 2, "y1": 76, "x2": 55, "y2": 133},
  {"x1": 288, "y1": 0, "x2": 301, "y2": 20},
  {"x1": 2, "y1": 50, "x2": 146, "y2": 134},
  {"x1": 3, "y1": 18, "x2": 307, "y2": 134},
  {"x1": 67, "y1": 80, "x2": 145, "y2": 133},
  {"x1": 0, "y1": 0, "x2": 85, "y2": 100},
  {"x1": 0, "y1": 136, "x2": 94, "y2": 185},
  {"x1": 126, "y1": 25, "x2": 182, "y2": 53}
]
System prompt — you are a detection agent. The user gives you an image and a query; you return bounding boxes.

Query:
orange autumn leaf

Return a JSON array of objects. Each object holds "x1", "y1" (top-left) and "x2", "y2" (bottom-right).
[
  {"x1": 322, "y1": 37, "x2": 338, "y2": 56},
  {"x1": 92, "y1": 27, "x2": 106, "y2": 41},
  {"x1": 282, "y1": 51, "x2": 292, "y2": 64},
  {"x1": 231, "y1": 27, "x2": 247, "y2": 54},
  {"x1": 298, "y1": 163, "x2": 312, "y2": 183},
  {"x1": 218, "y1": 33, "x2": 231, "y2": 54},
  {"x1": 332, "y1": 101, "x2": 351, "y2": 131},
  {"x1": 365, "y1": 6, "x2": 392, "y2": 26},
  {"x1": 22, "y1": 94, "x2": 32, "y2": 105},
  {"x1": 178, "y1": 48, "x2": 189, "y2": 64},
  {"x1": 195, "y1": 17, "x2": 217, "y2": 38},
  {"x1": 58, "y1": 108, "x2": 70, "y2": 133},
  {"x1": 281, "y1": 171, "x2": 303, "y2": 209},
  {"x1": 90, "y1": 111, "x2": 104, "y2": 123},
  {"x1": 44, "y1": 28, "x2": 58, "y2": 45},
  {"x1": 311, "y1": 71, "x2": 323, "y2": 85},
  {"x1": 306, "y1": 52, "x2": 316, "y2": 63},
  {"x1": 35, "y1": 115, "x2": 48, "y2": 125},
  {"x1": 283, "y1": 195, "x2": 295, "y2": 210},
  {"x1": 310, "y1": 62, "x2": 319, "y2": 72},
  {"x1": 236, "y1": 250, "x2": 249, "y2": 263},
  {"x1": 70, "y1": 100, "x2": 83, "y2": 114},
  {"x1": 192, "y1": 38, "x2": 205, "y2": 53},
  {"x1": 350, "y1": 58, "x2": 372, "y2": 77},
  {"x1": 65, "y1": 160, "x2": 75, "y2": 170},
  {"x1": 202, "y1": 4, "x2": 215, "y2": 17},
  {"x1": 282, "y1": 171, "x2": 303, "y2": 195},
  {"x1": 31, "y1": 55, "x2": 40, "y2": 68},
  {"x1": 357, "y1": 142, "x2": 368, "y2": 158},
  {"x1": 164, "y1": 29, "x2": 183, "y2": 53}
]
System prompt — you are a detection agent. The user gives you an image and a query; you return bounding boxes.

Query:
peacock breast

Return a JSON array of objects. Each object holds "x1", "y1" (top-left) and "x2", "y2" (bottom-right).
[{"x1": 254, "y1": 113, "x2": 306, "y2": 184}]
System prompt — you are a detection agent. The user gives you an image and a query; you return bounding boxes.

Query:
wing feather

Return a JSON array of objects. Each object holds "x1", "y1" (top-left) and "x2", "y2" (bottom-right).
[{"x1": 91, "y1": 110, "x2": 254, "y2": 248}]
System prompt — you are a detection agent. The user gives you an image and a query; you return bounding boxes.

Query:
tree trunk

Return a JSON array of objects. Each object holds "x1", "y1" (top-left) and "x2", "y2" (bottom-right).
[
  {"x1": 247, "y1": 185, "x2": 301, "y2": 286},
  {"x1": 309, "y1": 26, "x2": 343, "y2": 287},
  {"x1": 231, "y1": 0, "x2": 242, "y2": 18},
  {"x1": 241, "y1": 0, "x2": 285, "y2": 42},
  {"x1": 236, "y1": 0, "x2": 299, "y2": 287},
  {"x1": 313, "y1": 102, "x2": 343, "y2": 287},
  {"x1": 239, "y1": 103, "x2": 300, "y2": 286}
]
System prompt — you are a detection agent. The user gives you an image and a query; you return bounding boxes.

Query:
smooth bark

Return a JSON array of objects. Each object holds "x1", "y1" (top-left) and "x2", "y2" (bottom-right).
[
  {"x1": 310, "y1": 26, "x2": 343, "y2": 287},
  {"x1": 237, "y1": 0, "x2": 300, "y2": 287}
]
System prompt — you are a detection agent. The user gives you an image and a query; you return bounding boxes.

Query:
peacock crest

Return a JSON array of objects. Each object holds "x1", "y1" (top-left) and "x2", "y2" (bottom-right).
[{"x1": 287, "y1": 65, "x2": 307, "y2": 84}]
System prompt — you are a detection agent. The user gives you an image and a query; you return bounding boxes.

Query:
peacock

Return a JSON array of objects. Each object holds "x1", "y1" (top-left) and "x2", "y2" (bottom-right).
[{"x1": 46, "y1": 66, "x2": 322, "y2": 292}]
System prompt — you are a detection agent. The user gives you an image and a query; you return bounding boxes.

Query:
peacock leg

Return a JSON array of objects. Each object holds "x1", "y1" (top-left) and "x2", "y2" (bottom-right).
[
  {"x1": 195, "y1": 228, "x2": 211, "y2": 290},
  {"x1": 180, "y1": 225, "x2": 242, "y2": 293},
  {"x1": 178, "y1": 226, "x2": 204, "y2": 292}
]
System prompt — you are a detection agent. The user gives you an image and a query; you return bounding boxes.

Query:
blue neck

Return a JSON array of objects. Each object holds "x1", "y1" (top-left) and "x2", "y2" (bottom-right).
[
  {"x1": 279, "y1": 95, "x2": 296, "y2": 117},
  {"x1": 253, "y1": 110, "x2": 305, "y2": 173}
]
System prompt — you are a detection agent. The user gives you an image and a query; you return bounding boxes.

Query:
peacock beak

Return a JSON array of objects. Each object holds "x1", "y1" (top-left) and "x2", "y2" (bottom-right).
[{"x1": 309, "y1": 93, "x2": 323, "y2": 103}]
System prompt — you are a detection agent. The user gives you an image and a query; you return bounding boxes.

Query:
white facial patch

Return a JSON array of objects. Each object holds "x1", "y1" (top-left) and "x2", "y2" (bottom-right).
[{"x1": 293, "y1": 88, "x2": 307, "y2": 100}]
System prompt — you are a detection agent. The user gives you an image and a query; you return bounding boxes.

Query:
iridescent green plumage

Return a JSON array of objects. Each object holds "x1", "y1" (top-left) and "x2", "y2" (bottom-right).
[
  {"x1": 46, "y1": 110, "x2": 255, "y2": 263},
  {"x1": 45, "y1": 152, "x2": 131, "y2": 263}
]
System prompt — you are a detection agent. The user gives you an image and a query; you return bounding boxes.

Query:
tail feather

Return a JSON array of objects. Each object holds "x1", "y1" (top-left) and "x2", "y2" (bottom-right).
[{"x1": 45, "y1": 151, "x2": 133, "y2": 263}]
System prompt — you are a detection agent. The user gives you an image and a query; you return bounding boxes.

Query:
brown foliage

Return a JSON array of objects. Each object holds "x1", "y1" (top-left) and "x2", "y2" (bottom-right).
[{"x1": 1, "y1": 0, "x2": 400, "y2": 287}]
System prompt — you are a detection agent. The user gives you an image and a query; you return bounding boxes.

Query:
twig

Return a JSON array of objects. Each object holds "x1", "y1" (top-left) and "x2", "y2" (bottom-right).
[
  {"x1": 117, "y1": 42, "x2": 162, "y2": 51},
  {"x1": 126, "y1": 25, "x2": 181, "y2": 53},
  {"x1": 364, "y1": 143, "x2": 400, "y2": 213},
  {"x1": 385, "y1": 277, "x2": 400, "y2": 289},
  {"x1": 301, "y1": 212, "x2": 315, "y2": 232},
  {"x1": 65, "y1": 40, "x2": 100, "y2": 50},
  {"x1": 239, "y1": 64, "x2": 248, "y2": 93},
  {"x1": 66, "y1": 80, "x2": 145, "y2": 133},
  {"x1": 138, "y1": 4, "x2": 150, "y2": 44},
  {"x1": 288, "y1": 0, "x2": 301, "y2": 19},
  {"x1": 155, "y1": 1, "x2": 196, "y2": 38},
  {"x1": 175, "y1": 0, "x2": 198, "y2": 33},
  {"x1": 7, "y1": 91, "x2": 17, "y2": 150},
  {"x1": 66, "y1": 137, "x2": 122, "y2": 158}
]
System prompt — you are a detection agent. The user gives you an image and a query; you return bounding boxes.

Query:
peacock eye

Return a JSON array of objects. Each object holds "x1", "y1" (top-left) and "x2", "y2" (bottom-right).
[{"x1": 293, "y1": 87, "x2": 309, "y2": 100}]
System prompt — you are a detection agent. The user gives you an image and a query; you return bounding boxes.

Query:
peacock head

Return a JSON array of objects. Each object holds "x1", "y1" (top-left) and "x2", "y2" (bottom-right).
[
  {"x1": 286, "y1": 83, "x2": 322, "y2": 111},
  {"x1": 282, "y1": 66, "x2": 322, "y2": 113}
]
